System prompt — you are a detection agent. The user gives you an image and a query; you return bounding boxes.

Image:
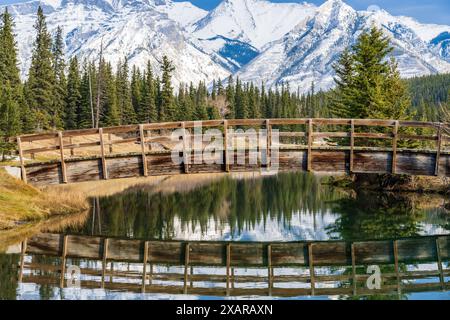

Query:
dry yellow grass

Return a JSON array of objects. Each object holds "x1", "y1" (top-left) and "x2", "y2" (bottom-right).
[{"x1": 0, "y1": 168, "x2": 89, "y2": 230}]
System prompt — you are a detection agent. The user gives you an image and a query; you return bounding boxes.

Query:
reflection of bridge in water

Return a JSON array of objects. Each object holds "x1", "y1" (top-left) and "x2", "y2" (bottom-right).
[
  {"x1": 18, "y1": 233, "x2": 450, "y2": 297},
  {"x1": 16, "y1": 118, "x2": 450, "y2": 186}
]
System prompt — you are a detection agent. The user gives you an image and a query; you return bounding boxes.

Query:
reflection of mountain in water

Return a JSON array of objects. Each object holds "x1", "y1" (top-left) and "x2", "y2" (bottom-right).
[{"x1": 62, "y1": 172, "x2": 449, "y2": 241}]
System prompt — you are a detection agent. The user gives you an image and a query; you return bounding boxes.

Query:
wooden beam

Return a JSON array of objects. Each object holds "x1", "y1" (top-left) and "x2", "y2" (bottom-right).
[
  {"x1": 182, "y1": 122, "x2": 189, "y2": 174},
  {"x1": 268, "y1": 244, "x2": 273, "y2": 296},
  {"x1": 60, "y1": 235, "x2": 68, "y2": 288},
  {"x1": 351, "y1": 243, "x2": 357, "y2": 295},
  {"x1": 142, "y1": 241, "x2": 149, "y2": 293},
  {"x1": 350, "y1": 120, "x2": 355, "y2": 173},
  {"x1": 435, "y1": 123, "x2": 442, "y2": 176},
  {"x1": 224, "y1": 120, "x2": 230, "y2": 172},
  {"x1": 392, "y1": 121, "x2": 399, "y2": 174},
  {"x1": 393, "y1": 240, "x2": 401, "y2": 295},
  {"x1": 435, "y1": 237, "x2": 444, "y2": 290},
  {"x1": 184, "y1": 243, "x2": 190, "y2": 294},
  {"x1": 101, "y1": 238, "x2": 109, "y2": 288},
  {"x1": 308, "y1": 243, "x2": 315, "y2": 295},
  {"x1": 18, "y1": 239, "x2": 28, "y2": 283},
  {"x1": 108, "y1": 133, "x2": 113, "y2": 153},
  {"x1": 16, "y1": 137, "x2": 27, "y2": 183},
  {"x1": 226, "y1": 243, "x2": 231, "y2": 295},
  {"x1": 99, "y1": 128, "x2": 108, "y2": 180},
  {"x1": 139, "y1": 125, "x2": 148, "y2": 177},
  {"x1": 307, "y1": 119, "x2": 313, "y2": 172},
  {"x1": 58, "y1": 131, "x2": 68, "y2": 183},
  {"x1": 266, "y1": 119, "x2": 271, "y2": 170}
]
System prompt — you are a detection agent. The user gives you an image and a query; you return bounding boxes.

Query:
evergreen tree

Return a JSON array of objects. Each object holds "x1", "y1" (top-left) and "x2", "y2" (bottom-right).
[
  {"x1": 159, "y1": 55, "x2": 176, "y2": 121},
  {"x1": 0, "y1": 82, "x2": 20, "y2": 160},
  {"x1": 78, "y1": 61, "x2": 95, "y2": 128},
  {"x1": 26, "y1": 6, "x2": 56, "y2": 130},
  {"x1": 139, "y1": 61, "x2": 157, "y2": 123},
  {"x1": 51, "y1": 26, "x2": 66, "y2": 129},
  {"x1": 64, "y1": 57, "x2": 81, "y2": 130},
  {"x1": 100, "y1": 62, "x2": 119, "y2": 127},
  {"x1": 115, "y1": 58, "x2": 136, "y2": 125}
]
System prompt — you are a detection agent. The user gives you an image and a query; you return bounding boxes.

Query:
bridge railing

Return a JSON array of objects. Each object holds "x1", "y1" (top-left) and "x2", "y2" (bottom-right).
[{"x1": 15, "y1": 118, "x2": 450, "y2": 184}]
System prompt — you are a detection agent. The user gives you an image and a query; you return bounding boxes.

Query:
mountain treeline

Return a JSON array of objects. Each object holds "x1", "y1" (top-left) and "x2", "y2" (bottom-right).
[{"x1": 0, "y1": 6, "x2": 449, "y2": 159}]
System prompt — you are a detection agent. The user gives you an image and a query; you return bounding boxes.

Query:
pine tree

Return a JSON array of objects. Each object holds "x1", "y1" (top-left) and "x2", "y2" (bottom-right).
[
  {"x1": 25, "y1": 6, "x2": 56, "y2": 130},
  {"x1": 331, "y1": 49, "x2": 355, "y2": 118},
  {"x1": 116, "y1": 58, "x2": 136, "y2": 125},
  {"x1": 225, "y1": 76, "x2": 235, "y2": 119},
  {"x1": 0, "y1": 82, "x2": 21, "y2": 160},
  {"x1": 51, "y1": 26, "x2": 66, "y2": 129},
  {"x1": 101, "y1": 62, "x2": 119, "y2": 126},
  {"x1": 78, "y1": 61, "x2": 95, "y2": 128},
  {"x1": 64, "y1": 57, "x2": 81, "y2": 130},
  {"x1": 159, "y1": 55, "x2": 176, "y2": 121},
  {"x1": 139, "y1": 61, "x2": 157, "y2": 123}
]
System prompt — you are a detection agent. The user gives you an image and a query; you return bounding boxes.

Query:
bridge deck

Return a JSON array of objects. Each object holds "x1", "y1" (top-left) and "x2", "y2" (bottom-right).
[{"x1": 15, "y1": 118, "x2": 450, "y2": 186}]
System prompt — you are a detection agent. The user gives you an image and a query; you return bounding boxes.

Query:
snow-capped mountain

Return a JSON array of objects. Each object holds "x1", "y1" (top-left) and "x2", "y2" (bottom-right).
[
  {"x1": 6, "y1": 0, "x2": 228, "y2": 88},
  {"x1": 3, "y1": 0, "x2": 450, "y2": 92},
  {"x1": 236, "y1": 0, "x2": 450, "y2": 92}
]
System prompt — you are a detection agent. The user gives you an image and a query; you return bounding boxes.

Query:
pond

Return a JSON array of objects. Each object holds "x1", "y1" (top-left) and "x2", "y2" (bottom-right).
[{"x1": 1, "y1": 172, "x2": 449, "y2": 300}]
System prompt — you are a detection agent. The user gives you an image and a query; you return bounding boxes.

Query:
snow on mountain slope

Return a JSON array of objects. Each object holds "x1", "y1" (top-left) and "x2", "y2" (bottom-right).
[
  {"x1": 5, "y1": 0, "x2": 229, "y2": 87},
  {"x1": 3, "y1": 0, "x2": 450, "y2": 92},
  {"x1": 192, "y1": 0, "x2": 317, "y2": 50},
  {"x1": 237, "y1": 0, "x2": 450, "y2": 93}
]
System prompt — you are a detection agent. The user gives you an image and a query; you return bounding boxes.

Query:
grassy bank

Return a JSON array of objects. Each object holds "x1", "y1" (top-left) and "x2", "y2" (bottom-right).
[{"x1": 0, "y1": 168, "x2": 88, "y2": 230}]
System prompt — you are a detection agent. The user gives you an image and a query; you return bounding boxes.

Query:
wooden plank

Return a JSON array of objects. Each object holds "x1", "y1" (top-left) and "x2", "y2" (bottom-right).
[
  {"x1": 182, "y1": 122, "x2": 189, "y2": 174},
  {"x1": 392, "y1": 121, "x2": 399, "y2": 174},
  {"x1": 308, "y1": 243, "x2": 315, "y2": 295},
  {"x1": 436, "y1": 238, "x2": 444, "y2": 290},
  {"x1": 266, "y1": 119, "x2": 271, "y2": 170},
  {"x1": 268, "y1": 244, "x2": 273, "y2": 295},
  {"x1": 18, "y1": 239, "x2": 27, "y2": 283},
  {"x1": 60, "y1": 235, "x2": 68, "y2": 288},
  {"x1": 16, "y1": 137, "x2": 27, "y2": 183},
  {"x1": 139, "y1": 124, "x2": 148, "y2": 177},
  {"x1": 58, "y1": 131, "x2": 68, "y2": 183},
  {"x1": 142, "y1": 241, "x2": 149, "y2": 293},
  {"x1": 350, "y1": 120, "x2": 355, "y2": 173},
  {"x1": 393, "y1": 240, "x2": 401, "y2": 295},
  {"x1": 101, "y1": 238, "x2": 109, "y2": 287},
  {"x1": 226, "y1": 243, "x2": 231, "y2": 296},
  {"x1": 307, "y1": 119, "x2": 313, "y2": 172},
  {"x1": 435, "y1": 123, "x2": 442, "y2": 176},
  {"x1": 99, "y1": 128, "x2": 108, "y2": 180},
  {"x1": 224, "y1": 120, "x2": 230, "y2": 172},
  {"x1": 353, "y1": 132, "x2": 393, "y2": 139},
  {"x1": 184, "y1": 243, "x2": 190, "y2": 294},
  {"x1": 351, "y1": 243, "x2": 357, "y2": 295},
  {"x1": 312, "y1": 132, "x2": 350, "y2": 138}
]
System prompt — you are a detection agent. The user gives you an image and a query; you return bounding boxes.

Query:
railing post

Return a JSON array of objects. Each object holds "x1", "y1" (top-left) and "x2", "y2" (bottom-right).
[
  {"x1": 307, "y1": 119, "x2": 313, "y2": 172},
  {"x1": 308, "y1": 243, "x2": 315, "y2": 295},
  {"x1": 266, "y1": 119, "x2": 271, "y2": 170},
  {"x1": 18, "y1": 239, "x2": 27, "y2": 283},
  {"x1": 350, "y1": 119, "x2": 355, "y2": 173},
  {"x1": 60, "y1": 235, "x2": 68, "y2": 288},
  {"x1": 436, "y1": 237, "x2": 444, "y2": 290},
  {"x1": 139, "y1": 124, "x2": 148, "y2": 177},
  {"x1": 101, "y1": 238, "x2": 109, "y2": 288},
  {"x1": 435, "y1": 123, "x2": 442, "y2": 176},
  {"x1": 182, "y1": 122, "x2": 189, "y2": 174},
  {"x1": 16, "y1": 136, "x2": 27, "y2": 183},
  {"x1": 392, "y1": 121, "x2": 399, "y2": 174},
  {"x1": 184, "y1": 242, "x2": 190, "y2": 294},
  {"x1": 99, "y1": 128, "x2": 108, "y2": 180},
  {"x1": 393, "y1": 240, "x2": 401, "y2": 295},
  {"x1": 226, "y1": 243, "x2": 231, "y2": 296},
  {"x1": 351, "y1": 243, "x2": 357, "y2": 295},
  {"x1": 224, "y1": 120, "x2": 230, "y2": 172},
  {"x1": 142, "y1": 241, "x2": 149, "y2": 293},
  {"x1": 58, "y1": 131, "x2": 68, "y2": 183}
]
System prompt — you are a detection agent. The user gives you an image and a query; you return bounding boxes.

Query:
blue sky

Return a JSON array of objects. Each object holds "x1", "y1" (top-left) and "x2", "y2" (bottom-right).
[{"x1": 1, "y1": 0, "x2": 449, "y2": 24}]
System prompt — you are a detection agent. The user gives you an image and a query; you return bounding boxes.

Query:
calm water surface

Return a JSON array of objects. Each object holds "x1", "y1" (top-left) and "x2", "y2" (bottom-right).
[{"x1": 1, "y1": 172, "x2": 449, "y2": 300}]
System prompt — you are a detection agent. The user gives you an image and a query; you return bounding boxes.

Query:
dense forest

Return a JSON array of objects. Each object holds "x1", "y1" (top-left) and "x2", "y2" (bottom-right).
[{"x1": 0, "y1": 6, "x2": 449, "y2": 159}]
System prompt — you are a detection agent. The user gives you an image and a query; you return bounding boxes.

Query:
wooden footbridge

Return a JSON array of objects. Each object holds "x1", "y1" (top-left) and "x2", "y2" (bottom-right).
[
  {"x1": 18, "y1": 233, "x2": 450, "y2": 297},
  {"x1": 15, "y1": 118, "x2": 450, "y2": 186}
]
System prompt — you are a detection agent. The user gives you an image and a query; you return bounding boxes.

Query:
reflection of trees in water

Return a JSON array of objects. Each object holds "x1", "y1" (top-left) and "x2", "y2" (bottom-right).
[
  {"x1": 67, "y1": 172, "x2": 344, "y2": 240},
  {"x1": 0, "y1": 254, "x2": 19, "y2": 299},
  {"x1": 65, "y1": 172, "x2": 449, "y2": 241},
  {"x1": 326, "y1": 192, "x2": 425, "y2": 241}
]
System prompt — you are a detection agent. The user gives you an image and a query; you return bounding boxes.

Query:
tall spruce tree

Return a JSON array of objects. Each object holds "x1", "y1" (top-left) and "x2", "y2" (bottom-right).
[
  {"x1": 159, "y1": 55, "x2": 175, "y2": 121},
  {"x1": 26, "y1": 6, "x2": 56, "y2": 130},
  {"x1": 64, "y1": 57, "x2": 81, "y2": 130},
  {"x1": 116, "y1": 59, "x2": 136, "y2": 125},
  {"x1": 0, "y1": 82, "x2": 20, "y2": 160},
  {"x1": 139, "y1": 61, "x2": 157, "y2": 123},
  {"x1": 51, "y1": 26, "x2": 66, "y2": 129}
]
